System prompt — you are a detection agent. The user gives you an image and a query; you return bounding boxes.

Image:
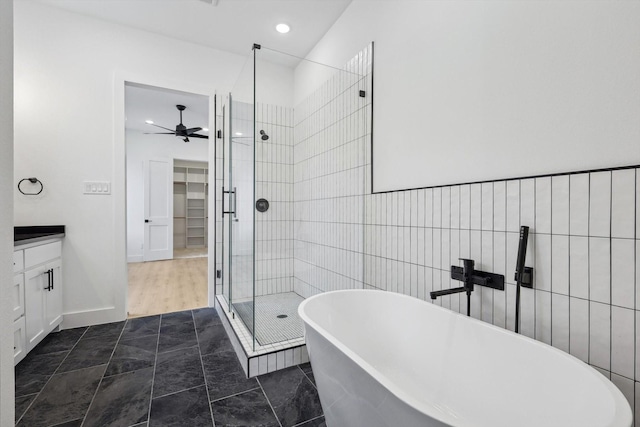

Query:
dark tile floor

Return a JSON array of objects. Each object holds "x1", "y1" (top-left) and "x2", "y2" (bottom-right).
[{"x1": 15, "y1": 308, "x2": 325, "y2": 427}]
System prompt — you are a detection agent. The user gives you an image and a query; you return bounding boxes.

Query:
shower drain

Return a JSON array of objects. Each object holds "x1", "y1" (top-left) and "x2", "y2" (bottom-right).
[{"x1": 277, "y1": 314, "x2": 288, "y2": 319}]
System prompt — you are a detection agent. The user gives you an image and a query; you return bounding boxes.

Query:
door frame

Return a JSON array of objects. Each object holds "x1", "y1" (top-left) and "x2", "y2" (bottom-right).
[{"x1": 114, "y1": 73, "x2": 217, "y2": 321}]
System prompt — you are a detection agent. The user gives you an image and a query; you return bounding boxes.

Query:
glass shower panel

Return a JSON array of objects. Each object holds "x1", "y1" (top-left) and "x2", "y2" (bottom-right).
[
  {"x1": 221, "y1": 100, "x2": 230, "y2": 304},
  {"x1": 252, "y1": 46, "x2": 368, "y2": 348}
]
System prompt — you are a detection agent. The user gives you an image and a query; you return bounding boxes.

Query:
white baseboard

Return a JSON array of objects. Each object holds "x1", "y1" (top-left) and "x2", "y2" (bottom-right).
[
  {"x1": 127, "y1": 255, "x2": 143, "y2": 263},
  {"x1": 61, "y1": 306, "x2": 126, "y2": 329}
]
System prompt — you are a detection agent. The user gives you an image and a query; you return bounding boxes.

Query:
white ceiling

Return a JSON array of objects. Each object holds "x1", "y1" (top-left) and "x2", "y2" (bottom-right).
[
  {"x1": 34, "y1": 0, "x2": 353, "y2": 59},
  {"x1": 125, "y1": 83, "x2": 209, "y2": 135},
  {"x1": 40, "y1": 0, "x2": 353, "y2": 135}
]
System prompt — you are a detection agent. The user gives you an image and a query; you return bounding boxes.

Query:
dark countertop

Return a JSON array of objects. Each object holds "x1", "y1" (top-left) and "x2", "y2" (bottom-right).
[{"x1": 14, "y1": 225, "x2": 65, "y2": 246}]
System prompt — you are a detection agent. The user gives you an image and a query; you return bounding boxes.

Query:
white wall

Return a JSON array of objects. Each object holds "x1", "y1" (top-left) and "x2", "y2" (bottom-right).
[
  {"x1": 13, "y1": 1, "x2": 293, "y2": 327},
  {"x1": 126, "y1": 131, "x2": 209, "y2": 261},
  {"x1": 0, "y1": 0, "x2": 14, "y2": 423},
  {"x1": 302, "y1": 0, "x2": 640, "y2": 192}
]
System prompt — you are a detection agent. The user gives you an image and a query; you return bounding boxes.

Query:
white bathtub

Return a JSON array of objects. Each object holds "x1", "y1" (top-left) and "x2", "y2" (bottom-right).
[{"x1": 298, "y1": 290, "x2": 632, "y2": 427}]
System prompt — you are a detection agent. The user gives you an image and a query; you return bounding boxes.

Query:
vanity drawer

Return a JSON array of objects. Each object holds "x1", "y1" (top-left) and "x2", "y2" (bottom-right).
[
  {"x1": 24, "y1": 241, "x2": 62, "y2": 269},
  {"x1": 13, "y1": 250, "x2": 24, "y2": 273}
]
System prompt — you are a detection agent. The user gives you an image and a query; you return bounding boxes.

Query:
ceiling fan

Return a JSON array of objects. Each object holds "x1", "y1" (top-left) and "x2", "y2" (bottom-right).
[{"x1": 145, "y1": 105, "x2": 208, "y2": 143}]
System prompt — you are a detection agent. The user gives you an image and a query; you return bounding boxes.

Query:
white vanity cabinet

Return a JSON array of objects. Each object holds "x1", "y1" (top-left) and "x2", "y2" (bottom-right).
[{"x1": 13, "y1": 239, "x2": 63, "y2": 364}]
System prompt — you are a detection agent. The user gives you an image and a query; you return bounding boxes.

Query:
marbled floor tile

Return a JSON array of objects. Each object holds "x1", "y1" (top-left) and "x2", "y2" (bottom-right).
[
  {"x1": 31, "y1": 328, "x2": 86, "y2": 355},
  {"x1": 258, "y1": 366, "x2": 323, "y2": 427},
  {"x1": 15, "y1": 393, "x2": 37, "y2": 422},
  {"x1": 197, "y1": 323, "x2": 232, "y2": 356},
  {"x1": 149, "y1": 385, "x2": 213, "y2": 427},
  {"x1": 129, "y1": 423, "x2": 148, "y2": 427},
  {"x1": 122, "y1": 315, "x2": 160, "y2": 340},
  {"x1": 153, "y1": 346, "x2": 205, "y2": 397},
  {"x1": 57, "y1": 335, "x2": 119, "y2": 373},
  {"x1": 157, "y1": 321, "x2": 197, "y2": 354},
  {"x1": 294, "y1": 416, "x2": 326, "y2": 427},
  {"x1": 83, "y1": 366, "x2": 154, "y2": 427},
  {"x1": 83, "y1": 321, "x2": 126, "y2": 340},
  {"x1": 304, "y1": 372, "x2": 316, "y2": 387},
  {"x1": 105, "y1": 334, "x2": 158, "y2": 377},
  {"x1": 211, "y1": 388, "x2": 279, "y2": 427},
  {"x1": 202, "y1": 348, "x2": 258, "y2": 401},
  {"x1": 17, "y1": 364, "x2": 106, "y2": 427},
  {"x1": 160, "y1": 310, "x2": 194, "y2": 327},
  {"x1": 15, "y1": 351, "x2": 68, "y2": 396},
  {"x1": 193, "y1": 307, "x2": 222, "y2": 329},
  {"x1": 50, "y1": 418, "x2": 83, "y2": 426},
  {"x1": 298, "y1": 364, "x2": 316, "y2": 386},
  {"x1": 298, "y1": 362, "x2": 313, "y2": 374}
]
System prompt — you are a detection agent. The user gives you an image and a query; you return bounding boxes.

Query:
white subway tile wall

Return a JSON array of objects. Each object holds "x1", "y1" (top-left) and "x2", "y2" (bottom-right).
[
  {"x1": 363, "y1": 168, "x2": 639, "y2": 420},
  {"x1": 292, "y1": 44, "x2": 373, "y2": 298},
  {"x1": 255, "y1": 103, "x2": 295, "y2": 297}
]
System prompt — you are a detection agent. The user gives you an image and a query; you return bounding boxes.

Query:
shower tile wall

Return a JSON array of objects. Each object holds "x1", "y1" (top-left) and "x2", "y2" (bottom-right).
[
  {"x1": 292, "y1": 44, "x2": 373, "y2": 298},
  {"x1": 255, "y1": 103, "x2": 295, "y2": 296},
  {"x1": 363, "y1": 169, "x2": 640, "y2": 419}
]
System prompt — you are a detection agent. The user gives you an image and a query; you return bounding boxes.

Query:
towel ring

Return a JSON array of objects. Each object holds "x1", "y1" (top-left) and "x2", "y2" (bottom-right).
[{"x1": 18, "y1": 178, "x2": 44, "y2": 195}]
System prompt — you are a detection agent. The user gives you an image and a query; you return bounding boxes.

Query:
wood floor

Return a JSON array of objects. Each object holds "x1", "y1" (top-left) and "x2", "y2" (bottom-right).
[
  {"x1": 173, "y1": 247, "x2": 208, "y2": 259},
  {"x1": 127, "y1": 257, "x2": 208, "y2": 318}
]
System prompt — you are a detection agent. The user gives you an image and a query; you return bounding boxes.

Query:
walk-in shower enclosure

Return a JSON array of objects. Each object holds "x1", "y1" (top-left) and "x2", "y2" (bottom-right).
[{"x1": 216, "y1": 43, "x2": 373, "y2": 376}]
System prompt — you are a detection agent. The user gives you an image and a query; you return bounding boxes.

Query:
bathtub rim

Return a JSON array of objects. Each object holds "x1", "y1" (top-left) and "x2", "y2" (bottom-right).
[{"x1": 298, "y1": 289, "x2": 632, "y2": 427}]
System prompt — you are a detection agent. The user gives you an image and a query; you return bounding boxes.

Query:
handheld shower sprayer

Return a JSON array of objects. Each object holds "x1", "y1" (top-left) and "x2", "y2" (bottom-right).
[{"x1": 514, "y1": 226, "x2": 530, "y2": 334}]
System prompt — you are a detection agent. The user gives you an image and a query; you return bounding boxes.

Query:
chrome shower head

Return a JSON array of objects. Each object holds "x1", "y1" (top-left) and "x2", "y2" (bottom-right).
[{"x1": 259, "y1": 130, "x2": 269, "y2": 141}]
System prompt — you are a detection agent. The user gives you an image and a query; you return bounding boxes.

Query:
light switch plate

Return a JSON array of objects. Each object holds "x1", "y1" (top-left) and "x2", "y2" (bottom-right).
[{"x1": 83, "y1": 181, "x2": 111, "y2": 195}]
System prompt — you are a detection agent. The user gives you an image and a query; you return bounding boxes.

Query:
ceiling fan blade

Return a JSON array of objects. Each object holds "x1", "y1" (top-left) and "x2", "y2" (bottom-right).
[
  {"x1": 144, "y1": 132, "x2": 175, "y2": 135},
  {"x1": 189, "y1": 134, "x2": 209, "y2": 139},
  {"x1": 185, "y1": 127, "x2": 203, "y2": 134},
  {"x1": 148, "y1": 123, "x2": 175, "y2": 132}
]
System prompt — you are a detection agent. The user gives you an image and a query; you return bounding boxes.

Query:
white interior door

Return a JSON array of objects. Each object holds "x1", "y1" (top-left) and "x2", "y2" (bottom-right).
[{"x1": 144, "y1": 158, "x2": 173, "y2": 261}]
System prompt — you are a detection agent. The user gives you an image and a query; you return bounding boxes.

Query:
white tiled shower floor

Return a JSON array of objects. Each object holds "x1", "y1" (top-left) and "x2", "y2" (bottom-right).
[{"x1": 233, "y1": 292, "x2": 305, "y2": 346}]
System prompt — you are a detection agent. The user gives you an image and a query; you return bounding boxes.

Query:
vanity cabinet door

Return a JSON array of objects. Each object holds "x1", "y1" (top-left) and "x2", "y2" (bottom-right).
[
  {"x1": 45, "y1": 259, "x2": 63, "y2": 329},
  {"x1": 24, "y1": 267, "x2": 47, "y2": 352},
  {"x1": 12, "y1": 274, "x2": 25, "y2": 321},
  {"x1": 14, "y1": 317, "x2": 26, "y2": 365}
]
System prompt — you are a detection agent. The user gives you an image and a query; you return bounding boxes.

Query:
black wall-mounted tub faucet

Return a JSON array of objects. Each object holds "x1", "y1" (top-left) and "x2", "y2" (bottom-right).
[{"x1": 430, "y1": 258, "x2": 505, "y2": 317}]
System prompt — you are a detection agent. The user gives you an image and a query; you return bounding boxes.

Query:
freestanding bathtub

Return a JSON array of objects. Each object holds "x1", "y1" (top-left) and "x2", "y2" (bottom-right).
[{"x1": 298, "y1": 290, "x2": 632, "y2": 427}]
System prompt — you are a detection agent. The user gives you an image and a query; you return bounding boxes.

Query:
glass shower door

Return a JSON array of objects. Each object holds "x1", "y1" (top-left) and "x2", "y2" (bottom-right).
[
  {"x1": 221, "y1": 52, "x2": 257, "y2": 350},
  {"x1": 229, "y1": 95, "x2": 255, "y2": 308}
]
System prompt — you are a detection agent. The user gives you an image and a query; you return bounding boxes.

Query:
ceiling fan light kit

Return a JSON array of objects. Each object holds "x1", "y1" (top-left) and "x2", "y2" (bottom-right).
[{"x1": 144, "y1": 104, "x2": 208, "y2": 143}]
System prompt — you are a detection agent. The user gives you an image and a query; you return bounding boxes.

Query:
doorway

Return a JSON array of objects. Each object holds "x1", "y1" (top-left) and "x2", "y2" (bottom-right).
[{"x1": 124, "y1": 82, "x2": 211, "y2": 318}]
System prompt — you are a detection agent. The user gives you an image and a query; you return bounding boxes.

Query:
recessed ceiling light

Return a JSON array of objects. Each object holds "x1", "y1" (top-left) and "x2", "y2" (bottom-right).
[
  {"x1": 145, "y1": 120, "x2": 154, "y2": 124},
  {"x1": 202, "y1": 128, "x2": 209, "y2": 132},
  {"x1": 235, "y1": 132, "x2": 243, "y2": 136},
  {"x1": 276, "y1": 23, "x2": 290, "y2": 34}
]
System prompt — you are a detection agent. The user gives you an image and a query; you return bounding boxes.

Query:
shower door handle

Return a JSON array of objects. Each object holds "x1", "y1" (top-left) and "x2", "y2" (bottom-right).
[
  {"x1": 222, "y1": 186, "x2": 226, "y2": 216},
  {"x1": 232, "y1": 187, "x2": 237, "y2": 219},
  {"x1": 222, "y1": 187, "x2": 237, "y2": 217}
]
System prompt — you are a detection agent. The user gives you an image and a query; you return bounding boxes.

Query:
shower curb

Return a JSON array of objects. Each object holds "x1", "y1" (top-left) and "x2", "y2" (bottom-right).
[{"x1": 215, "y1": 296, "x2": 309, "y2": 378}]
